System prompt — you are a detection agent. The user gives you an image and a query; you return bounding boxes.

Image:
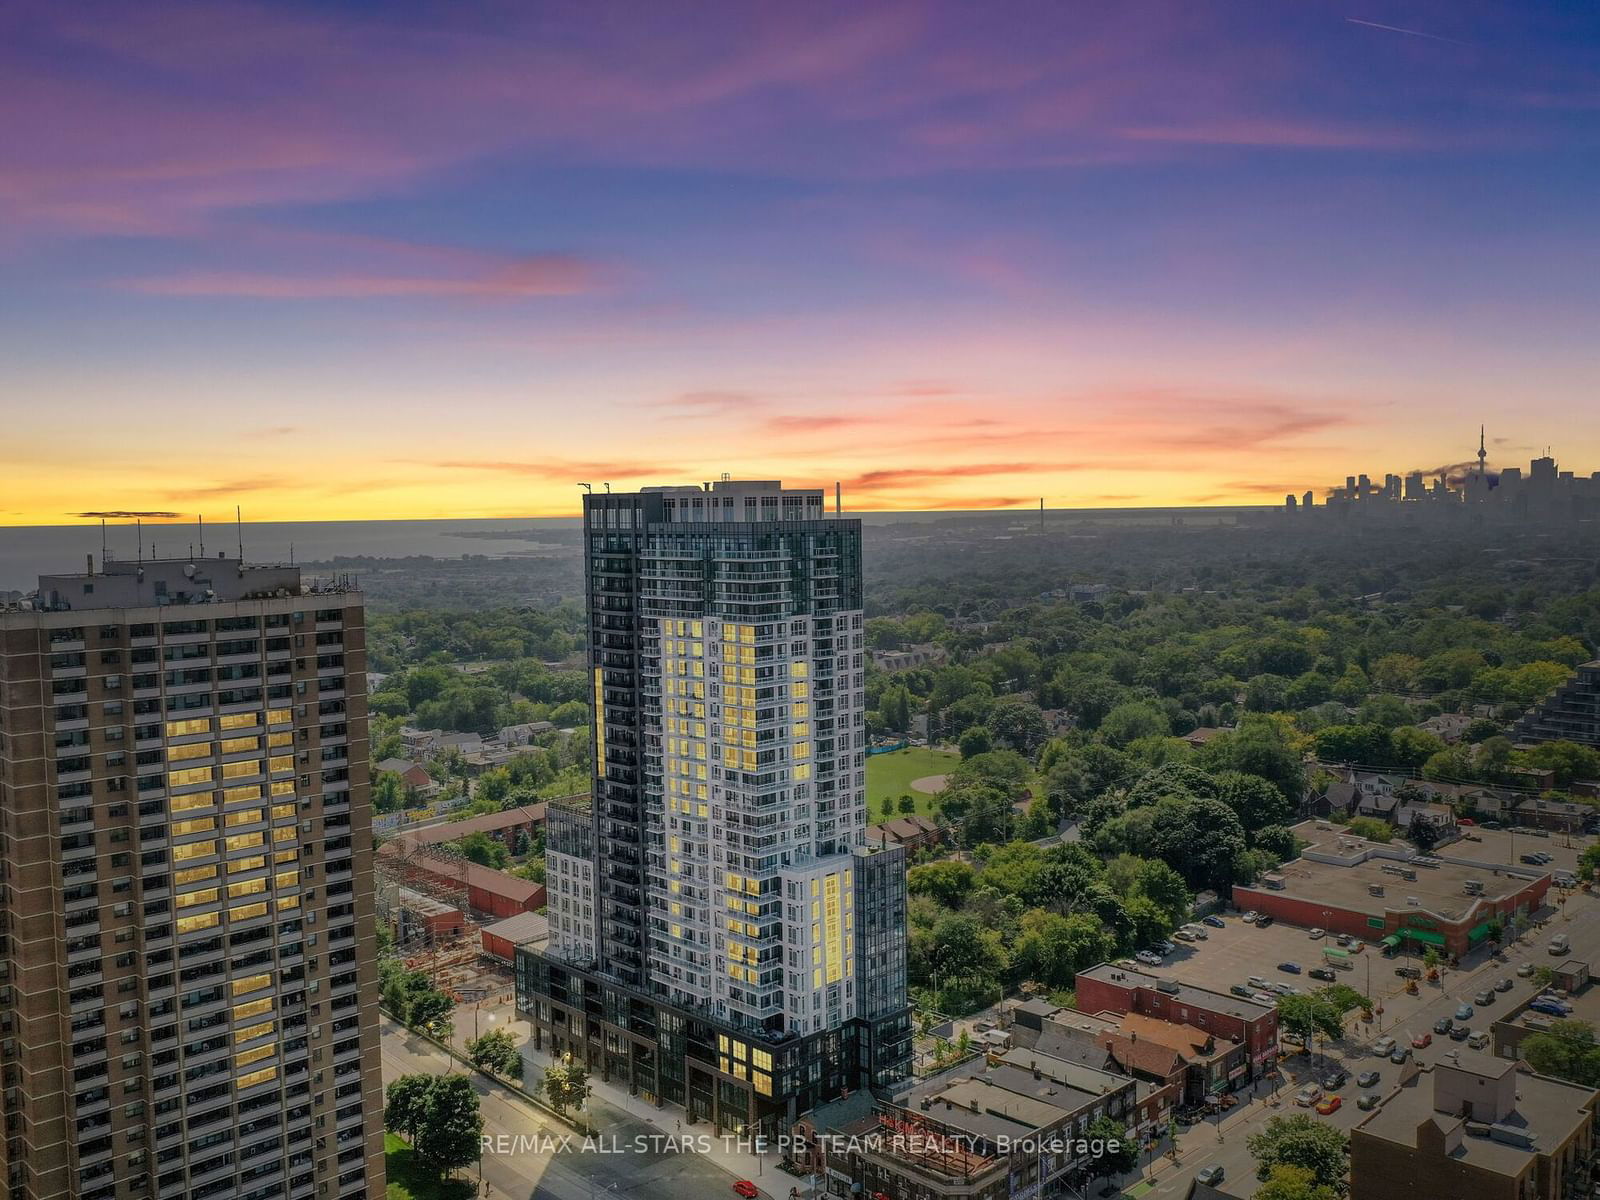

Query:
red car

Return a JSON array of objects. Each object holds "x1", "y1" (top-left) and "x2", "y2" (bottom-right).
[
  {"x1": 1412, "y1": 1032, "x2": 1432, "y2": 1049},
  {"x1": 1316, "y1": 1095, "x2": 1343, "y2": 1115},
  {"x1": 734, "y1": 1184, "x2": 760, "y2": 1200}
]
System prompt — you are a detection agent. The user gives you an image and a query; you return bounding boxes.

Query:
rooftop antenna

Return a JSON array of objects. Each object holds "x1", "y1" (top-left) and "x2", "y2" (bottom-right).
[
  {"x1": 198, "y1": 513, "x2": 204, "y2": 558},
  {"x1": 101, "y1": 518, "x2": 107, "y2": 565},
  {"x1": 137, "y1": 519, "x2": 143, "y2": 563},
  {"x1": 835, "y1": 481, "x2": 841, "y2": 516},
  {"x1": 236, "y1": 505, "x2": 244, "y2": 562},
  {"x1": 1478, "y1": 425, "x2": 1487, "y2": 476},
  {"x1": 1040, "y1": 497, "x2": 1045, "y2": 532}
]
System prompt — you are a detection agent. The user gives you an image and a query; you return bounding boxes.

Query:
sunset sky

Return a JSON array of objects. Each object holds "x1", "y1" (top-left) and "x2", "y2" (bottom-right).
[{"x1": 3, "y1": 0, "x2": 1599, "y2": 524}]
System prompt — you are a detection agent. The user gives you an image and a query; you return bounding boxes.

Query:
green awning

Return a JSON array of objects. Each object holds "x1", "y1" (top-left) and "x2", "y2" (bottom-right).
[
  {"x1": 1466, "y1": 921, "x2": 1494, "y2": 944},
  {"x1": 1324, "y1": 947, "x2": 1350, "y2": 960},
  {"x1": 1401, "y1": 928, "x2": 1446, "y2": 946},
  {"x1": 1380, "y1": 934, "x2": 1403, "y2": 949}
]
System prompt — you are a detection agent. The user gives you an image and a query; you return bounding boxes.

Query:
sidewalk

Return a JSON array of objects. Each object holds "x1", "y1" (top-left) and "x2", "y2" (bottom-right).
[{"x1": 456, "y1": 1007, "x2": 780, "y2": 1188}]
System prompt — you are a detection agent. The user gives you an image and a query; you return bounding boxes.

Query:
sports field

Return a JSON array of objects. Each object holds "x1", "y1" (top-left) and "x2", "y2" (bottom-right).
[{"x1": 866, "y1": 746, "x2": 959, "y2": 816}]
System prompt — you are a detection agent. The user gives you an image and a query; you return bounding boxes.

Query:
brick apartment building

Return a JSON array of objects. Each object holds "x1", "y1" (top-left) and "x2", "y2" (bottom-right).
[{"x1": 0, "y1": 557, "x2": 385, "y2": 1200}]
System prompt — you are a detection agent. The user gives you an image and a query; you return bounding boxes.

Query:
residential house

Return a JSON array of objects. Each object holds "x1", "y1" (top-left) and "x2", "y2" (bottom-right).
[{"x1": 868, "y1": 813, "x2": 944, "y2": 854}]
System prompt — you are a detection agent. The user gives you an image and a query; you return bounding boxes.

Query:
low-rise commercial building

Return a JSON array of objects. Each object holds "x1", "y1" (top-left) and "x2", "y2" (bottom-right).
[
  {"x1": 800, "y1": 1045, "x2": 1143, "y2": 1200},
  {"x1": 1233, "y1": 828, "x2": 1549, "y2": 958},
  {"x1": 1073, "y1": 963, "x2": 1279, "y2": 1081}
]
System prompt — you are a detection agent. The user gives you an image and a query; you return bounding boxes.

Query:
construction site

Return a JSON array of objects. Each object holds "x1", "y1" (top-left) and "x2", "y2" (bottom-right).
[{"x1": 375, "y1": 836, "x2": 536, "y2": 1007}]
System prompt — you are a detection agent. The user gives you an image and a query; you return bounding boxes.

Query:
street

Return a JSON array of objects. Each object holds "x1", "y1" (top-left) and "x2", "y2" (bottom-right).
[{"x1": 381, "y1": 1021, "x2": 758, "y2": 1200}]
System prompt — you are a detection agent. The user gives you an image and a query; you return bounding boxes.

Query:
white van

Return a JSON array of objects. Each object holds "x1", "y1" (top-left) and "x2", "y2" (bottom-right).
[
  {"x1": 1468, "y1": 1031, "x2": 1489, "y2": 1050},
  {"x1": 1550, "y1": 934, "x2": 1571, "y2": 956}
]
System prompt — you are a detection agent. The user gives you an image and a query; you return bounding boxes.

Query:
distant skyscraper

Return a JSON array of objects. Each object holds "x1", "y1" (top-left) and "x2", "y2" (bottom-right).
[
  {"x1": 0, "y1": 558, "x2": 384, "y2": 1200},
  {"x1": 517, "y1": 481, "x2": 910, "y2": 1134}
]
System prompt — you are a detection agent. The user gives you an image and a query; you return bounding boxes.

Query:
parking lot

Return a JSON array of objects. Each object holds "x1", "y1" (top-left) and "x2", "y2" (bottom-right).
[
  {"x1": 1444, "y1": 827, "x2": 1592, "y2": 876},
  {"x1": 1131, "y1": 914, "x2": 1374, "y2": 999}
]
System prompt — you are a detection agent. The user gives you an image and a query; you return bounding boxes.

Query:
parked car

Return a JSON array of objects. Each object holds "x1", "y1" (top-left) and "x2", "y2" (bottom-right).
[
  {"x1": 1197, "y1": 1166, "x2": 1226, "y2": 1186},
  {"x1": 1495, "y1": 977, "x2": 1514, "y2": 992},
  {"x1": 1555, "y1": 874, "x2": 1577, "y2": 888},
  {"x1": 1372, "y1": 1036, "x2": 1397, "y2": 1056},
  {"x1": 1136, "y1": 950, "x2": 1163, "y2": 966},
  {"x1": 1357, "y1": 1070, "x2": 1380, "y2": 1089},
  {"x1": 1390, "y1": 1047, "x2": 1412, "y2": 1064},
  {"x1": 1522, "y1": 854, "x2": 1543, "y2": 865},
  {"x1": 1281, "y1": 1031, "x2": 1307, "y2": 1049},
  {"x1": 733, "y1": 1183, "x2": 760, "y2": 1200},
  {"x1": 1482, "y1": 820, "x2": 1503, "y2": 829},
  {"x1": 1183, "y1": 923, "x2": 1209, "y2": 940},
  {"x1": 1450, "y1": 1025, "x2": 1471, "y2": 1041},
  {"x1": 1173, "y1": 930, "x2": 1195, "y2": 942},
  {"x1": 1412, "y1": 1032, "x2": 1432, "y2": 1049},
  {"x1": 1357, "y1": 1092, "x2": 1381, "y2": 1111},
  {"x1": 1316, "y1": 1095, "x2": 1343, "y2": 1115},
  {"x1": 1336, "y1": 935, "x2": 1354, "y2": 948},
  {"x1": 1456, "y1": 1003, "x2": 1474, "y2": 1021},
  {"x1": 1156, "y1": 941, "x2": 1176, "y2": 955},
  {"x1": 1308, "y1": 928, "x2": 1326, "y2": 940},
  {"x1": 1256, "y1": 915, "x2": 1275, "y2": 928},
  {"x1": 1203, "y1": 915, "x2": 1227, "y2": 928},
  {"x1": 1278, "y1": 962, "x2": 1302, "y2": 975},
  {"x1": 1432, "y1": 1017, "x2": 1452, "y2": 1035},
  {"x1": 1395, "y1": 966, "x2": 1421, "y2": 980},
  {"x1": 1252, "y1": 992, "x2": 1277, "y2": 1006},
  {"x1": 1294, "y1": 1085, "x2": 1322, "y2": 1106},
  {"x1": 1517, "y1": 963, "x2": 1536, "y2": 978},
  {"x1": 1242, "y1": 911, "x2": 1260, "y2": 924},
  {"x1": 1309, "y1": 968, "x2": 1337, "y2": 982},
  {"x1": 1230, "y1": 985, "x2": 1254, "y2": 998},
  {"x1": 1474, "y1": 990, "x2": 1494, "y2": 1006},
  {"x1": 1530, "y1": 1000, "x2": 1570, "y2": 1017},
  {"x1": 1468, "y1": 1032, "x2": 1489, "y2": 1050},
  {"x1": 1270, "y1": 982, "x2": 1299, "y2": 996},
  {"x1": 1322, "y1": 1070, "x2": 1348, "y2": 1090},
  {"x1": 1247, "y1": 976, "x2": 1271, "y2": 990}
]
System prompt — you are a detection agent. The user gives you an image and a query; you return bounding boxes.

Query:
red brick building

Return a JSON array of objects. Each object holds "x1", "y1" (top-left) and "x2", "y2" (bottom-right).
[
  {"x1": 1073, "y1": 963, "x2": 1280, "y2": 1080},
  {"x1": 1232, "y1": 836, "x2": 1550, "y2": 960}
]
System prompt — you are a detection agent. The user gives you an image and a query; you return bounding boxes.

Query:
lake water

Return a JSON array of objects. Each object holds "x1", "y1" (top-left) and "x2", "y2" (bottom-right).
[{"x1": 0, "y1": 506, "x2": 1258, "y2": 591}]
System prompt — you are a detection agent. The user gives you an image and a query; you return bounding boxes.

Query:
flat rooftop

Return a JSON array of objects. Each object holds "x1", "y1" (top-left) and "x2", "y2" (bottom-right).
[
  {"x1": 1078, "y1": 962, "x2": 1275, "y2": 1022},
  {"x1": 1357, "y1": 1060, "x2": 1595, "y2": 1173},
  {"x1": 1252, "y1": 835, "x2": 1545, "y2": 924}
]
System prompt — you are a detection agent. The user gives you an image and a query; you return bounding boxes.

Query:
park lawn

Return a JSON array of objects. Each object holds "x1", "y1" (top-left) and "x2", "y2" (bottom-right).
[
  {"x1": 866, "y1": 747, "x2": 960, "y2": 817},
  {"x1": 385, "y1": 1132, "x2": 474, "y2": 1200}
]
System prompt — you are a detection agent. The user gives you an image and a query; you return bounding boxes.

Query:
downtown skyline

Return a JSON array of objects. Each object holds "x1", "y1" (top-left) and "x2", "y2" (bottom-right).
[{"x1": 4, "y1": 0, "x2": 1600, "y2": 523}]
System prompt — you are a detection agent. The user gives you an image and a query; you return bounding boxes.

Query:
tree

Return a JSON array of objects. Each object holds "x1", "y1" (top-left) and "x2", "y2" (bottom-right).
[
  {"x1": 456, "y1": 830, "x2": 509, "y2": 869},
  {"x1": 1085, "y1": 1116, "x2": 1138, "y2": 1182},
  {"x1": 1345, "y1": 816, "x2": 1392, "y2": 844},
  {"x1": 1253, "y1": 824, "x2": 1298, "y2": 861},
  {"x1": 542, "y1": 1054, "x2": 592, "y2": 1115},
  {"x1": 987, "y1": 698, "x2": 1050, "y2": 756},
  {"x1": 467, "y1": 1027, "x2": 522, "y2": 1077},
  {"x1": 1012, "y1": 911, "x2": 1116, "y2": 988},
  {"x1": 1100, "y1": 701, "x2": 1170, "y2": 748},
  {"x1": 1408, "y1": 818, "x2": 1440, "y2": 852},
  {"x1": 907, "y1": 860, "x2": 977, "y2": 908},
  {"x1": 958, "y1": 725, "x2": 993, "y2": 759},
  {"x1": 1018, "y1": 797, "x2": 1055, "y2": 840},
  {"x1": 1276, "y1": 994, "x2": 1346, "y2": 1047},
  {"x1": 1197, "y1": 716, "x2": 1305, "y2": 809},
  {"x1": 1257, "y1": 1165, "x2": 1341, "y2": 1200},
  {"x1": 1247, "y1": 1114, "x2": 1349, "y2": 1191},
  {"x1": 384, "y1": 1073, "x2": 434, "y2": 1141},
  {"x1": 416, "y1": 1073, "x2": 484, "y2": 1174},
  {"x1": 374, "y1": 770, "x2": 405, "y2": 814},
  {"x1": 1217, "y1": 769, "x2": 1295, "y2": 832},
  {"x1": 1521, "y1": 1020, "x2": 1600, "y2": 1088},
  {"x1": 898, "y1": 793, "x2": 917, "y2": 815}
]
